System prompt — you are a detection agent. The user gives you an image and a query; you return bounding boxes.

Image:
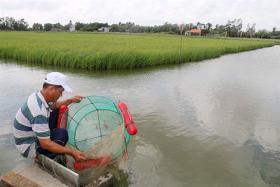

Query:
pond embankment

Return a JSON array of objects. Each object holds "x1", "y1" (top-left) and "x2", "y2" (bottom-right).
[{"x1": 0, "y1": 32, "x2": 277, "y2": 70}]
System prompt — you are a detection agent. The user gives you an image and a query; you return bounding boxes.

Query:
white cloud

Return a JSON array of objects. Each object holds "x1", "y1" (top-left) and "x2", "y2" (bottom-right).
[{"x1": 0, "y1": 0, "x2": 279, "y2": 30}]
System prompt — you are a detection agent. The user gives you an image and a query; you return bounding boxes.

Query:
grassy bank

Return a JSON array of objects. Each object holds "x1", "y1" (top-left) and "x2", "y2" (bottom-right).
[{"x1": 0, "y1": 32, "x2": 276, "y2": 70}]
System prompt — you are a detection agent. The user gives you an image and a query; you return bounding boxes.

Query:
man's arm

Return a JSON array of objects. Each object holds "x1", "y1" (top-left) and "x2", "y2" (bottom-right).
[
  {"x1": 38, "y1": 138, "x2": 87, "y2": 161},
  {"x1": 51, "y1": 95, "x2": 83, "y2": 109}
]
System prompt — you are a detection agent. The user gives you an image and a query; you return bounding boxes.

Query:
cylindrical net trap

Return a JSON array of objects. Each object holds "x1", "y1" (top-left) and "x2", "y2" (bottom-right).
[{"x1": 60, "y1": 96, "x2": 130, "y2": 163}]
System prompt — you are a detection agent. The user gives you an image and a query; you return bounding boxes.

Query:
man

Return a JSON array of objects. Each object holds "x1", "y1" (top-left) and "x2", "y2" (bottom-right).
[{"x1": 13, "y1": 72, "x2": 87, "y2": 162}]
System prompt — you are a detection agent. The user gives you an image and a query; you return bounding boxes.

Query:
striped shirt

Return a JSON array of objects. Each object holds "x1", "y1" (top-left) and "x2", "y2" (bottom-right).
[{"x1": 13, "y1": 92, "x2": 51, "y2": 158}]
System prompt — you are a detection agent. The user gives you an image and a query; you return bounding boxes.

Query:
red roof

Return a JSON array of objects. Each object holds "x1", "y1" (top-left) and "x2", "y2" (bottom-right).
[{"x1": 190, "y1": 29, "x2": 201, "y2": 33}]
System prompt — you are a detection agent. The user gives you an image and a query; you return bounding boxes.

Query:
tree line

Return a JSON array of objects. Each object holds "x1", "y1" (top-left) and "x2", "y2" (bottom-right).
[{"x1": 0, "y1": 17, "x2": 279, "y2": 39}]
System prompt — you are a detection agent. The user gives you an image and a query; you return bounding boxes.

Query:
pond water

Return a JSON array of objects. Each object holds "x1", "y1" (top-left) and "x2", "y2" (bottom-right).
[{"x1": 1, "y1": 46, "x2": 280, "y2": 186}]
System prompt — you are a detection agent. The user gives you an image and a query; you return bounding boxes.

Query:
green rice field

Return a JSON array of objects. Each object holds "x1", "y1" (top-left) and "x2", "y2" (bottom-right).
[{"x1": 0, "y1": 32, "x2": 277, "y2": 70}]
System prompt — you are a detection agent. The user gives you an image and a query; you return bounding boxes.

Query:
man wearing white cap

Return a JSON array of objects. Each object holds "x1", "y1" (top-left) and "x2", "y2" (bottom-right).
[{"x1": 13, "y1": 72, "x2": 87, "y2": 162}]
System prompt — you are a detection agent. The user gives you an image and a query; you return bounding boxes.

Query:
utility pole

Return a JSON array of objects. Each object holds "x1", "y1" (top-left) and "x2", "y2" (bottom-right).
[{"x1": 179, "y1": 23, "x2": 185, "y2": 63}]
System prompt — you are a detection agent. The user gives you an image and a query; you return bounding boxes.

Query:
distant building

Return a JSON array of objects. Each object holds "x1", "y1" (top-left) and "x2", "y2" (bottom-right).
[
  {"x1": 50, "y1": 28, "x2": 62, "y2": 32},
  {"x1": 97, "y1": 27, "x2": 110, "y2": 32},
  {"x1": 69, "y1": 20, "x2": 75, "y2": 32},
  {"x1": 197, "y1": 23, "x2": 206, "y2": 30},
  {"x1": 185, "y1": 29, "x2": 202, "y2": 36}
]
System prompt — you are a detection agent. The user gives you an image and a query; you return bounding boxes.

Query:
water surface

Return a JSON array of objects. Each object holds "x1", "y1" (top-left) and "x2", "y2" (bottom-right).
[{"x1": 1, "y1": 46, "x2": 280, "y2": 186}]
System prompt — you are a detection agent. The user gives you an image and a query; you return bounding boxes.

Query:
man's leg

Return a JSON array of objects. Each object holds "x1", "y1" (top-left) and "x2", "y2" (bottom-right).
[
  {"x1": 37, "y1": 109, "x2": 68, "y2": 159},
  {"x1": 50, "y1": 128, "x2": 69, "y2": 146},
  {"x1": 37, "y1": 128, "x2": 69, "y2": 159}
]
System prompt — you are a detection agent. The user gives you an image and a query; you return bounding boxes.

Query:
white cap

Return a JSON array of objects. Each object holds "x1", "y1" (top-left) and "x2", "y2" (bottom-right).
[{"x1": 44, "y1": 72, "x2": 72, "y2": 92}]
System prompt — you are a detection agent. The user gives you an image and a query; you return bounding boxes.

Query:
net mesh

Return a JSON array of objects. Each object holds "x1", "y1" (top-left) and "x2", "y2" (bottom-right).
[{"x1": 61, "y1": 96, "x2": 130, "y2": 163}]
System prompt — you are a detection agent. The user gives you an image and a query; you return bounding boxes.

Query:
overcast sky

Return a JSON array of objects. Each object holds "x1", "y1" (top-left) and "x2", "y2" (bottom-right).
[{"x1": 0, "y1": 0, "x2": 279, "y2": 31}]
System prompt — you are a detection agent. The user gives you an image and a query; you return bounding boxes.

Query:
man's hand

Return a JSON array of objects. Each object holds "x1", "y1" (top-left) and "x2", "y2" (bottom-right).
[
  {"x1": 71, "y1": 150, "x2": 88, "y2": 162},
  {"x1": 52, "y1": 95, "x2": 84, "y2": 109},
  {"x1": 68, "y1": 95, "x2": 84, "y2": 104}
]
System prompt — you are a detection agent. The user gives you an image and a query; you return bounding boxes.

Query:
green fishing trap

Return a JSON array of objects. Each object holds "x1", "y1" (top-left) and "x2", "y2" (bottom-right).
[{"x1": 61, "y1": 96, "x2": 130, "y2": 161}]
